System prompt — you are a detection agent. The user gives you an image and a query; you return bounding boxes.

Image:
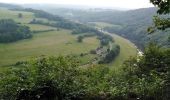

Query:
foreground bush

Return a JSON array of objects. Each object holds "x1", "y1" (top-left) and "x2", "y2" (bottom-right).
[{"x1": 0, "y1": 44, "x2": 168, "y2": 100}]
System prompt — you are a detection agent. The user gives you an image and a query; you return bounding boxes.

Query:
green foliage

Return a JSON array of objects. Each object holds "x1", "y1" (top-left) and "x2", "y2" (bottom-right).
[
  {"x1": 153, "y1": 16, "x2": 170, "y2": 30},
  {"x1": 150, "y1": 0, "x2": 170, "y2": 14},
  {"x1": 18, "y1": 13, "x2": 23, "y2": 18},
  {"x1": 0, "y1": 19, "x2": 32, "y2": 43},
  {"x1": 99, "y1": 44, "x2": 120, "y2": 64},
  {"x1": 149, "y1": 0, "x2": 170, "y2": 32},
  {"x1": 77, "y1": 36, "x2": 83, "y2": 42},
  {"x1": 0, "y1": 45, "x2": 168, "y2": 99},
  {"x1": 98, "y1": 34, "x2": 113, "y2": 46},
  {"x1": 123, "y1": 43, "x2": 170, "y2": 100},
  {"x1": 141, "y1": 43, "x2": 170, "y2": 72},
  {"x1": 0, "y1": 56, "x2": 80, "y2": 99},
  {"x1": 21, "y1": 8, "x2": 102, "y2": 36},
  {"x1": 0, "y1": 56, "x2": 109, "y2": 100}
]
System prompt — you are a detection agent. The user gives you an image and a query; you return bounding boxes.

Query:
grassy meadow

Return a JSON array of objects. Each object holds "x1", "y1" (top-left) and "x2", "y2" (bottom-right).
[
  {"x1": 0, "y1": 8, "x2": 100, "y2": 66},
  {"x1": 0, "y1": 8, "x2": 48, "y2": 23},
  {"x1": 0, "y1": 29, "x2": 100, "y2": 66},
  {"x1": 0, "y1": 8, "x2": 137, "y2": 69}
]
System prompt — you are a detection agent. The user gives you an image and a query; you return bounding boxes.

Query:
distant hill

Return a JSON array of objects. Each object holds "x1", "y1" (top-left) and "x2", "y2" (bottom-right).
[{"x1": 38, "y1": 7, "x2": 169, "y2": 50}]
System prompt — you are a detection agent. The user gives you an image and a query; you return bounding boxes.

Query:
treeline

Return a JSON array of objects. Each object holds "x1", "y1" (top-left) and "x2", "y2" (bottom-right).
[
  {"x1": 98, "y1": 34, "x2": 113, "y2": 46},
  {"x1": 0, "y1": 19, "x2": 32, "y2": 43},
  {"x1": 0, "y1": 44, "x2": 169, "y2": 100},
  {"x1": 99, "y1": 44, "x2": 120, "y2": 64},
  {"x1": 30, "y1": 18, "x2": 99, "y2": 34},
  {"x1": 77, "y1": 33, "x2": 96, "y2": 42}
]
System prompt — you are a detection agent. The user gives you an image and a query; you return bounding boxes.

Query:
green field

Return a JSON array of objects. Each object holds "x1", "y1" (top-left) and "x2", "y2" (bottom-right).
[
  {"x1": 0, "y1": 8, "x2": 48, "y2": 23},
  {"x1": 26, "y1": 24, "x2": 57, "y2": 31},
  {"x1": 0, "y1": 29, "x2": 100, "y2": 66},
  {"x1": 0, "y1": 8, "x2": 100, "y2": 67},
  {"x1": 0, "y1": 8, "x2": 137, "y2": 69}
]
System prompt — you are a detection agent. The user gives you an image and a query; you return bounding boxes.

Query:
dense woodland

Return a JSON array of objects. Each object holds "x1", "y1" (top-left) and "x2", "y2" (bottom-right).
[
  {"x1": 0, "y1": 19, "x2": 32, "y2": 43},
  {"x1": 99, "y1": 44, "x2": 120, "y2": 64}
]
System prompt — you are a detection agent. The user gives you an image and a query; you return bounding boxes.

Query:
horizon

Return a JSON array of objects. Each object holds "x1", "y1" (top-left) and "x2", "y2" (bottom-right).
[{"x1": 0, "y1": 0, "x2": 154, "y2": 9}]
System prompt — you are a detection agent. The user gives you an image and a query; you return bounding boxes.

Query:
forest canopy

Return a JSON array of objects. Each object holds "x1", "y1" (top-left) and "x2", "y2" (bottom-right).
[{"x1": 0, "y1": 19, "x2": 32, "y2": 43}]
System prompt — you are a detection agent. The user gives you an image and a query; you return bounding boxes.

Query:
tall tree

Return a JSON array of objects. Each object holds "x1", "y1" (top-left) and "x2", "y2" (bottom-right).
[
  {"x1": 149, "y1": 0, "x2": 170, "y2": 31},
  {"x1": 18, "y1": 13, "x2": 23, "y2": 18},
  {"x1": 150, "y1": 1, "x2": 170, "y2": 100}
]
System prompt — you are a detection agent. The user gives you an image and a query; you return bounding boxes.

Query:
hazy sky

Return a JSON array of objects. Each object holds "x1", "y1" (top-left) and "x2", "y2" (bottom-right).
[{"x1": 0, "y1": 0, "x2": 154, "y2": 9}]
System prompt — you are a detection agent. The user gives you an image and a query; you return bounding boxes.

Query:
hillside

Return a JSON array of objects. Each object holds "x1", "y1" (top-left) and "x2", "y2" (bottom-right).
[
  {"x1": 0, "y1": 3, "x2": 170, "y2": 100},
  {"x1": 0, "y1": 8, "x2": 101, "y2": 66},
  {"x1": 38, "y1": 7, "x2": 170, "y2": 50},
  {"x1": 0, "y1": 6, "x2": 135, "y2": 67}
]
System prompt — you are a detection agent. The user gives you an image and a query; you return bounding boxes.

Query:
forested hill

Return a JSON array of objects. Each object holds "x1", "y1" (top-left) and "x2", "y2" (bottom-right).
[{"x1": 35, "y1": 7, "x2": 169, "y2": 50}]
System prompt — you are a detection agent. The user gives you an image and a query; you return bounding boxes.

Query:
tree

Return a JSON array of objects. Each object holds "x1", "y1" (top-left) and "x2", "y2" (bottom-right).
[
  {"x1": 149, "y1": 1, "x2": 170, "y2": 99},
  {"x1": 150, "y1": 0, "x2": 170, "y2": 14},
  {"x1": 149, "y1": 0, "x2": 170, "y2": 32},
  {"x1": 77, "y1": 36, "x2": 83, "y2": 43},
  {"x1": 18, "y1": 13, "x2": 23, "y2": 18},
  {"x1": 0, "y1": 19, "x2": 32, "y2": 43}
]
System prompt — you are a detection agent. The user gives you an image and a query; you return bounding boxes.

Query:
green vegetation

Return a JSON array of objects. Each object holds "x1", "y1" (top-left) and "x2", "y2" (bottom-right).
[
  {"x1": 150, "y1": 0, "x2": 170, "y2": 14},
  {"x1": 49, "y1": 7, "x2": 170, "y2": 50},
  {"x1": 0, "y1": 8, "x2": 34, "y2": 23},
  {"x1": 18, "y1": 13, "x2": 23, "y2": 18},
  {"x1": 99, "y1": 43, "x2": 120, "y2": 64},
  {"x1": 92, "y1": 22, "x2": 137, "y2": 68},
  {"x1": 0, "y1": 7, "x2": 116, "y2": 67},
  {"x1": 26, "y1": 24, "x2": 56, "y2": 31},
  {"x1": 0, "y1": 19, "x2": 32, "y2": 43},
  {"x1": 1, "y1": 44, "x2": 169, "y2": 99},
  {"x1": 106, "y1": 33, "x2": 137, "y2": 69},
  {"x1": 1, "y1": 2, "x2": 169, "y2": 100},
  {"x1": 0, "y1": 30, "x2": 100, "y2": 66}
]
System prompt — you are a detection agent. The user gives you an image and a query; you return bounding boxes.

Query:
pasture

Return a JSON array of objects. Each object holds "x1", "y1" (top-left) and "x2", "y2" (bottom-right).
[{"x1": 0, "y1": 29, "x2": 100, "y2": 66}]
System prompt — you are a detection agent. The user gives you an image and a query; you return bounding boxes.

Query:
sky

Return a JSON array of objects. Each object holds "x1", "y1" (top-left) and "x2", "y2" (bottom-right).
[{"x1": 0, "y1": 0, "x2": 154, "y2": 9}]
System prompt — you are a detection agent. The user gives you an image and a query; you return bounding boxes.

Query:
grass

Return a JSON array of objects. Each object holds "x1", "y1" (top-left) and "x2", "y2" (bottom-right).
[
  {"x1": 0, "y1": 8, "x2": 137, "y2": 71},
  {"x1": 0, "y1": 8, "x2": 48, "y2": 24},
  {"x1": 0, "y1": 8, "x2": 100, "y2": 67},
  {"x1": 0, "y1": 30, "x2": 99, "y2": 66},
  {"x1": 26, "y1": 24, "x2": 57, "y2": 31}
]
